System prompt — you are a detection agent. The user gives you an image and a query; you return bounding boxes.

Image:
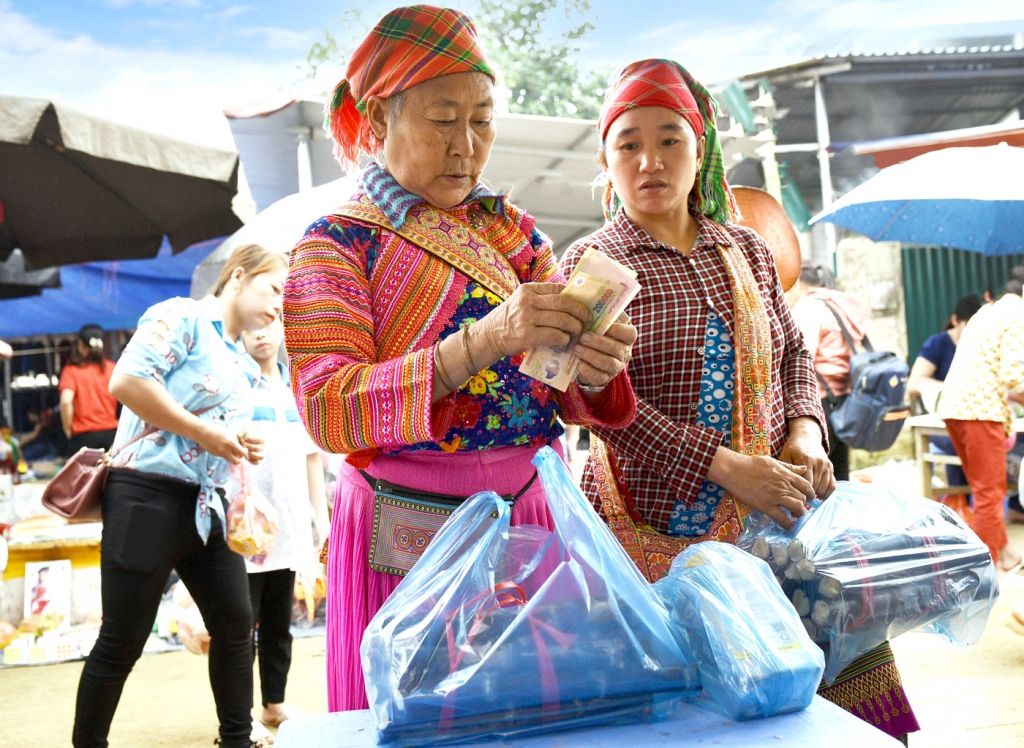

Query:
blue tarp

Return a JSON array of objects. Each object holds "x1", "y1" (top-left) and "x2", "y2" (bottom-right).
[{"x1": 0, "y1": 238, "x2": 221, "y2": 339}]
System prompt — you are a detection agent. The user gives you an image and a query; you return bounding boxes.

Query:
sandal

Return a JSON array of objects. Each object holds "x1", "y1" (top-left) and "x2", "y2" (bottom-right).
[
  {"x1": 251, "y1": 720, "x2": 275, "y2": 746},
  {"x1": 259, "y1": 704, "x2": 305, "y2": 728},
  {"x1": 998, "y1": 546, "x2": 1024, "y2": 574}
]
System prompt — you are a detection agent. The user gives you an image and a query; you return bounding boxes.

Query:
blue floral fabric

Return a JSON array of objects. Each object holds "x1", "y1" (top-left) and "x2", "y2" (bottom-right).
[
  {"x1": 400, "y1": 282, "x2": 564, "y2": 453},
  {"x1": 667, "y1": 310, "x2": 735, "y2": 537},
  {"x1": 111, "y1": 295, "x2": 260, "y2": 543}
]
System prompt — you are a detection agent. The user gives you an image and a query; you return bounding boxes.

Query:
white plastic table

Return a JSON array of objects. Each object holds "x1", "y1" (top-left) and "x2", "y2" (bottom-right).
[{"x1": 274, "y1": 695, "x2": 901, "y2": 747}]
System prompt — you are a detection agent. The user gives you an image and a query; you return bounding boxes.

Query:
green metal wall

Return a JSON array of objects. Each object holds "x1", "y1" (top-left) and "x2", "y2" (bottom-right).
[{"x1": 902, "y1": 246, "x2": 1024, "y2": 360}]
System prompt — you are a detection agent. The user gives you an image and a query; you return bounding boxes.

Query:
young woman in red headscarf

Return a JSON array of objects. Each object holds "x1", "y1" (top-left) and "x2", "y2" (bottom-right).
[
  {"x1": 560, "y1": 59, "x2": 919, "y2": 743},
  {"x1": 282, "y1": 6, "x2": 638, "y2": 712}
]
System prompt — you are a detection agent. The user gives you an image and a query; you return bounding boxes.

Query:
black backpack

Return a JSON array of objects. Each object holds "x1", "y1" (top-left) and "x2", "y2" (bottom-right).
[{"x1": 815, "y1": 300, "x2": 910, "y2": 451}]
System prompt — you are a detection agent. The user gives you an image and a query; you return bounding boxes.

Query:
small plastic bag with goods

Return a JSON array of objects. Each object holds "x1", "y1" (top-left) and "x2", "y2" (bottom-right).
[
  {"x1": 740, "y1": 481, "x2": 998, "y2": 684},
  {"x1": 361, "y1": 446, "x2": 701, "y2": 747},
  {"x1": 225, "y1": 461, "x2": 278, "y2": 565},
  {"x1": 654, "y1": 542, "x2": 825, "y2": 720}
]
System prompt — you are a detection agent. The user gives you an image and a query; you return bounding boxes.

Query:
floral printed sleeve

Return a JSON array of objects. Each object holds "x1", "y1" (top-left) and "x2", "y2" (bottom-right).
[{"x1": 115, "y1": 297, "x2": 201, "y2": 388}]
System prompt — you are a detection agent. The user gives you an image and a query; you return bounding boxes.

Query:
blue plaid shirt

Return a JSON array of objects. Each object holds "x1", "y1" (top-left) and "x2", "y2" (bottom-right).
[{"x1": 111, "y1": 295, "x2": 260, "y2": 542}]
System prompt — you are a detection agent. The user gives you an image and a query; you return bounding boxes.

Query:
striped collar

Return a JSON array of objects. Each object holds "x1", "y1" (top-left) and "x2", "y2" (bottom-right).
[{"x1": 359, "y1": 162, "x2": 505, "y2": 230}]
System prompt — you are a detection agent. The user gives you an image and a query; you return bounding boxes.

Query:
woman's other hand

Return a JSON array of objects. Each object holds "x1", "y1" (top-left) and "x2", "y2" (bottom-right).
[
  {"x1": 779, "y1": 417, "x2": 836, "y2": 498},
  {"x1": 241, "y1": 433, "x2": 265, "y2": 465},
  {"x1": 708, "y1": 450, "x2": 815, "y2": 529},
  {"x1": 194, "y1": 423, "x2": 247, "y2": 464},
  {"x1": 575, "y1": 322, "x2": 638, "y2": 388},
  {"x1": 476, "y1": 283, "x2": 591, "y2": 358}
]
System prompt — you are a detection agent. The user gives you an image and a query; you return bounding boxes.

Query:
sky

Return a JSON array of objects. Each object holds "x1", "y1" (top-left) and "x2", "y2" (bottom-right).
[{"x1": 2, "y1": 0, "x2": 1023, "y2": 150}]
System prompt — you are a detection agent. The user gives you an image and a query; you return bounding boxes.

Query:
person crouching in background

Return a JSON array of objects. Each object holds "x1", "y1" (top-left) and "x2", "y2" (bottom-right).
[{"x1": 242, "y1": 316, "x2": 329, "y2": 728}]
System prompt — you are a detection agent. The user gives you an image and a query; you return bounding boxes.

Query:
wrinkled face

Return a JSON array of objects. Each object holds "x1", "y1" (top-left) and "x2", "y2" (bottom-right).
[
  {"x1": 235, "y1": 268, "x2": 286, "y2": 331},
  {"x1": 375, "y1": 71, "x2": 496, "y2": 209},
  {"x1": 601, "y1": 106, "x2": 705, "y2": 220},
  {"x1": 242, "y1": 316, "x2": 284, "y2": 362}
]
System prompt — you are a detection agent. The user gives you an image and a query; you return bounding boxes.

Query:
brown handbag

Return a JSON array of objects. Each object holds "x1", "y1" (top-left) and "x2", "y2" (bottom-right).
[{"x1": 41, "y1": 402, "x2": 225, "y2": 521}]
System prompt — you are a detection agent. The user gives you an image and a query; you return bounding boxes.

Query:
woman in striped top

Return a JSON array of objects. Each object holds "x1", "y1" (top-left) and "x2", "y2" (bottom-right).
[{"x1": 281, "y1": 6, "x2": 638, "y2": 711}]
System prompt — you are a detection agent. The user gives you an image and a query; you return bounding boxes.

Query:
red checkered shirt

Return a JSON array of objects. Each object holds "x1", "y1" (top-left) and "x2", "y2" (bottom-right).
[{"x1": 560, "y1": 210, "x2": 828, "y2": 534}]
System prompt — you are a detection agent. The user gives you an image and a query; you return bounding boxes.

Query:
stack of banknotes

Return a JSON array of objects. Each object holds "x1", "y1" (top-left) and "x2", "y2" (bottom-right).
[{"x1": 519, "y1": 247, "x2": 641, "y2": 391}]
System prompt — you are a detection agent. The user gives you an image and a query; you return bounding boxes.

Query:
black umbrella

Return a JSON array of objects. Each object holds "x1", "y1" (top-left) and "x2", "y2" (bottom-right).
[
  {"x1": 0, "y1": 248, "x2": 61, "y2": 299},
  {"x1": 0, "y1": 96, "x2": 245, "y2": 270}
]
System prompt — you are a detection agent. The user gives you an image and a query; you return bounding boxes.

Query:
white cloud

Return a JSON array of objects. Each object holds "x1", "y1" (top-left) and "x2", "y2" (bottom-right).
[
  {"x1": 105, "y1": 0, "x2": 201, "y2": 7},
  {"x1": 237, "y1": 26, "x2": 319, "y2": 51},
  {"x1": 213, "y1": 4, "x2": 253, "y2": 23},
  {"x1": 0, "y1": 1, "x2": 308, "y2": 149}
]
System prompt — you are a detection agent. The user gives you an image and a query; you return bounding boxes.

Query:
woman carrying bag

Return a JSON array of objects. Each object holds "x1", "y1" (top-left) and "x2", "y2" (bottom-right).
[{"x1": 72, "y1": 244, "x2": 287, "y2": 748}]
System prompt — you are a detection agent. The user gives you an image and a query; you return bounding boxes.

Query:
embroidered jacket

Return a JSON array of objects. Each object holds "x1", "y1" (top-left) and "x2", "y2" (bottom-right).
[
  {"x1": 283, "y1": 165, "x2": 636, "y2": 467},
  {"x1": 561, "y1": 209, "x2": 827, "y2": 534}
]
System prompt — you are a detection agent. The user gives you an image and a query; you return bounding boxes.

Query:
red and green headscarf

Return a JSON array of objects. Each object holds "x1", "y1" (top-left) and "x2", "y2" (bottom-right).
[
  {"x1": 598, "y1": 58, "x2": 738, "y2": 225},
  {"x1": 326, "y1": 5, "x2": 495, "y2": 171}
]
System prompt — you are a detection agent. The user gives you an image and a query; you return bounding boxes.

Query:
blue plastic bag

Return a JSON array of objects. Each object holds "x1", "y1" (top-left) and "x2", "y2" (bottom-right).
[
  {"x1": 740, "y1": 482, "x2": 998, "y2": 684},
  {"x1": 654, "y1": 542, "x2": 825, "y2": 721},
  {"x1": 361, "y1": 446, "x2": 701, "y2": 746}
]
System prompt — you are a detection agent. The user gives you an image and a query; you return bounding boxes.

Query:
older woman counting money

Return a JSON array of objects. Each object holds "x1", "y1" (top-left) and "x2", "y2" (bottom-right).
[{"x1": 281, "y1": 5, "x2": 637, "y2": 712}]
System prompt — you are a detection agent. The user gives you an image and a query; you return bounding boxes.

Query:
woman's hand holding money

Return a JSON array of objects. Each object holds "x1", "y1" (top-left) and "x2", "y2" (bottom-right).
[
  {"x1": 432, "y1": 283, "x2": 591, "y2": 401},
  {"x1": 574, "y1": 323, "x2": 638, "y2": 390}
]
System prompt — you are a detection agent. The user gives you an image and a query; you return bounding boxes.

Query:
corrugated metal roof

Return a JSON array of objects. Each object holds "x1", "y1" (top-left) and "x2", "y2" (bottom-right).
[
  {"x1": 735, "y1": 22, "x2": 1024, "y2": 215},
  {"x1": 805, "y1": 21, "x2": 1024, "y2": 59}
]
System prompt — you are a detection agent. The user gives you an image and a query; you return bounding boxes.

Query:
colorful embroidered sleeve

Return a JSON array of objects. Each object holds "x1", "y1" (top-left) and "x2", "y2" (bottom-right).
[
  {"x1": 283, "y1": 218, "x2": 443, "y2": 457},
  {"x1": 529, "y1": 229, "x2": 636, "y2": 430}
]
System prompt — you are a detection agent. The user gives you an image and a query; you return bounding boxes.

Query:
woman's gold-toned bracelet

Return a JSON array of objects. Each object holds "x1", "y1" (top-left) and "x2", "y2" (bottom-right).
[
  {"x1": 461, "y1": 326, "x2": 479, "y2": 377},
  {"x1": 434, "y1": 343, "x2": 460, "y2": 393}
]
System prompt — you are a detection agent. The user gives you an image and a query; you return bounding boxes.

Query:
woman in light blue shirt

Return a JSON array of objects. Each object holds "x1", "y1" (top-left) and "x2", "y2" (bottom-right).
[{"x1": 73, "y1": 245, "x2": 287, "y2": 748}]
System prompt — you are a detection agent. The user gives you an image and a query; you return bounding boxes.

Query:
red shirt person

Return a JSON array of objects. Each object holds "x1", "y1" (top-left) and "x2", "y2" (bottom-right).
[{"x1": 58, "y1": 324, "x2": 119, "y2": 454}]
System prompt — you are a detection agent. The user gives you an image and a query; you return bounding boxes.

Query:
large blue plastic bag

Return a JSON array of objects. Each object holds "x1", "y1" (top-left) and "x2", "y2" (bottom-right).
[
  {"x1": 653, "y1": 542, "x2": 825, "y2": 720},
  {"x1": 740, "y1": 482, "x2": 998, "y2": 684},
  {"x1": 361, "y1": 446, "x2": 701, "y2": 747}
]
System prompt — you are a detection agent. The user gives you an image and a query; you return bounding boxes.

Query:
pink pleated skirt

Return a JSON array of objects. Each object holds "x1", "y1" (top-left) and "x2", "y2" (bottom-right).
[{"x1": 325, "y1": 442, "x2": 561, "y2": 712}]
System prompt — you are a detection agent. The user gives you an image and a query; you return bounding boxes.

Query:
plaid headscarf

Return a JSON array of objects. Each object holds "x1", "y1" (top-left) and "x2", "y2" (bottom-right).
[
  {"x1": 326, "y1": 5, "x2": 494, "y2": 170},
  {"x1": 598, "y1": 59, "x2": 737, "y2": 225}
]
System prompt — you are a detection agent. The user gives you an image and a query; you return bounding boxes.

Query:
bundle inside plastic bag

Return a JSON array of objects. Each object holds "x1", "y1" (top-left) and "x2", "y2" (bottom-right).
[
  {"x1": 362, "y1": 446, "x2": 701, "y2": 747},
  {"x1": 654, "y1": 542, "x2": 825, "y2": 720},
  {"x1": 741, "y1": 482, "x2": 998, "y2": 683},
  {"x1": 226, "y1": 462, "x2": 278, "y2": 565}
]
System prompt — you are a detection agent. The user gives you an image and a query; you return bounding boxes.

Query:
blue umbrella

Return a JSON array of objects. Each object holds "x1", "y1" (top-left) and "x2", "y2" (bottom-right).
[{"x1": 812, "y1": 144, "x2": 1024, "y2": 256}]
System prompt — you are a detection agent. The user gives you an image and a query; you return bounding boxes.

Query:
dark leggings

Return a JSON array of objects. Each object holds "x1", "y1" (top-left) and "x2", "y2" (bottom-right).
[
  {"x1": 249, "y1": 568, "x2": 296, "y2": 707},
  {"x1": 73, "y1": 470, "x2": 253, "y2": 748},
  {"x1": 822, "y1": 396, "x2": 850, "y2": 481},
  {"x1": 68, "y1": 429, "x2": 117, "y2": 455}
]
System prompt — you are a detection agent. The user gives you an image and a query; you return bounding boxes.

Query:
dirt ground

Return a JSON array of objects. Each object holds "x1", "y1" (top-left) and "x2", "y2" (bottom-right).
[{"x1": 5, "y1": 526, "x2": 1024, "y2": 748}]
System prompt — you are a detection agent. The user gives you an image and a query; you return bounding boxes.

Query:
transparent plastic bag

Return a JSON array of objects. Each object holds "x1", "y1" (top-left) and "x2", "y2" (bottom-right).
[
  {"x1": 654, "y1": 542, "x2": 824, "y2": 720},
  {"x1": 225, "y1": 462, "x2": 278, "y2": 565},
  {"x1": 361, "y1": 446, "x2": 700, "y2": 747},
  {"x1": 740, "y1": 481, "x2": 998, "y2": 684}
]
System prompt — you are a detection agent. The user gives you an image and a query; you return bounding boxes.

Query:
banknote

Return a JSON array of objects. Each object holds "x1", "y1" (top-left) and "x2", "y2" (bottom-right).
[{"x1": 519, "y1": 248, "x2": 641, "y2": 391}]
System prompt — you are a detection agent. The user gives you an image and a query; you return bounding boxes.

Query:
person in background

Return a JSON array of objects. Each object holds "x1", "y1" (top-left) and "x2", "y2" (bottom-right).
[
  {"x1": 58, "y1": 324, "x2": 120, "y2": 454},
  {"x1": 907, "y1": 295, "x2": 983, "y2": 509},
  {"x1": 787, "y1": 265, "x2": 871, "y2": 482},
  {"x1": 72, "y1": 244, "x2": 286, "y2": 748},
  {"x1": 241, "y1": 317, "x2": 328, "y2": 729},
  {"x1": 939, "y1": 267, "x2": 1024, "y2": 572},
  {"x1": 907, "y1": 295, "x2": 983, "y2": 406},
  {"x1": 18, "y1": 407, "x2": 65, "y2": 461}
]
